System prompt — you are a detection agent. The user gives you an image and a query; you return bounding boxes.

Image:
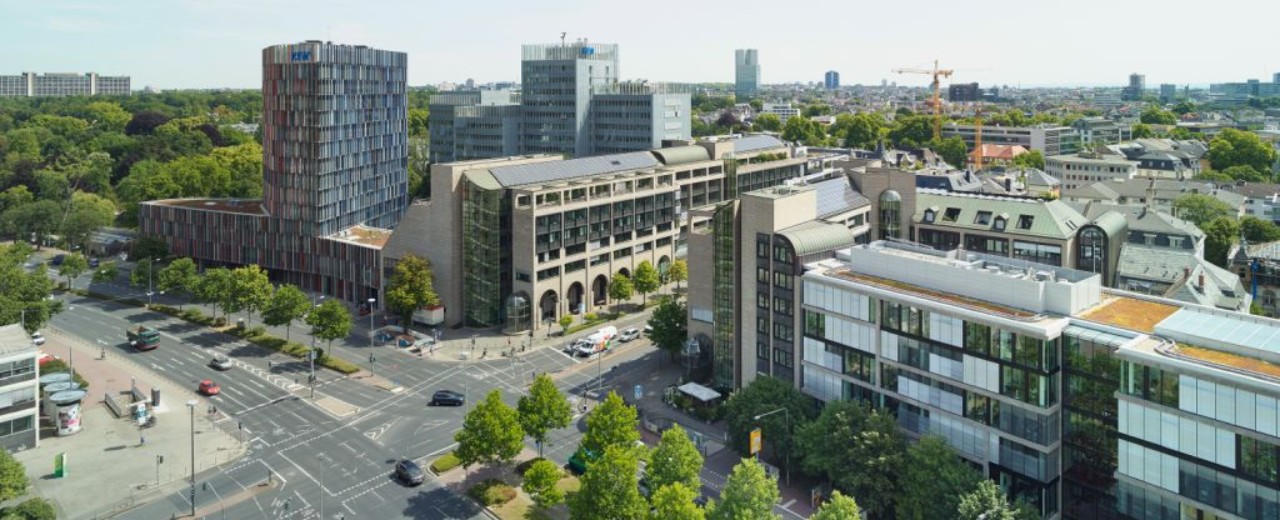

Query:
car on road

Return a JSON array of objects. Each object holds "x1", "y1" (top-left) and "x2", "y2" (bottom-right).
[
  {"x1": 619, "y1": 327, "x2": 641, "y2": 342},
  {"x1": 643, "y1": 324, "x2": 653, "y2": 335},
  {"x1": 198, "y1": 379, "x2": 221, "y2": 396},
  {"x1": 429, "y1": 390, "x2": 465, "y2": 406},
  {"x1": 30, "y1": 332, "x2": 45, "y2": 346},
  {"x1": 88, "y1": 257, "x2": 100, "y2": 268},
  {"x1": 395, "y1": 459, "x2": 424, "y2": 486},
  {"x1": 50, "y1": 254, "x2": 66, "y2": 267},
  {"x1": 208, "y1": 355, "x2": 233, "y2": 371}
]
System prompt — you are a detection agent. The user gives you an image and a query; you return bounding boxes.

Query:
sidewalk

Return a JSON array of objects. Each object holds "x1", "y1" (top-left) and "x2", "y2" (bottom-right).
[{"x1": 19, "y1": 328, "x2": 247, "y2": 520}]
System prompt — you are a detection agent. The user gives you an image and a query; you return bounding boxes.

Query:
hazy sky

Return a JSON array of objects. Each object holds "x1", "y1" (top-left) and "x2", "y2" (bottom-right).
[{"x1": 2, "y1": 0, "x2": 1277, "y2": 90}]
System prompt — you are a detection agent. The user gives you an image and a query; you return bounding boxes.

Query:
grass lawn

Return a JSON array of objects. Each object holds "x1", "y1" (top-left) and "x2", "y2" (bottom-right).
[
  {"x1": 555, "y1": 475, "x2": 581, "y2": 494},
  {"x1": 488, "y1": 493, "x2": 533, "y2": 520}
]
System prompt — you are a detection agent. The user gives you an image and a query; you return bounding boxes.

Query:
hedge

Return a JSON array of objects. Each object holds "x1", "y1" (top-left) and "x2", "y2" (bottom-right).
[
  {"x1": 467, "y1": 479, "x2": 517, "y2": 506},
  {"x1": 430, "y1": 452, "x2": 461, "y2": 474}
]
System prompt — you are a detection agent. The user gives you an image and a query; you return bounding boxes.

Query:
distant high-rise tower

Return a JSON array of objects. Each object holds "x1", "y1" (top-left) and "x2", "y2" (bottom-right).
[
  {"x1": 1274, "y1": 72, "x2": 1280, "y2": 84},
  {"x1": 520, "y1": 41, "x2": 619, "y2": 157},
  {"x1": 824, "y1": 70, "x2": 840, "y2": 90},
  {"x1": 1159, "y1": 83, "x2": 1177, "y2": 102},
  {"x1": 735, "y1": 49, "x2": 760, "y2": 100},
  {"x1": 1123, "y1": 73, "x2": 1145, "y2": 101}
]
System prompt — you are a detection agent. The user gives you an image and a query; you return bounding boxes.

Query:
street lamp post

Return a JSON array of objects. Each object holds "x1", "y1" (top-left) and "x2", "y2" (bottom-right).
[
  {"x1": 146, "y1": 260, "x2": 154, "y2": 306},
  {"x1": 753, "y1": 407, "x2": 791, "y2": 488},
  {"x1": 367, "y1": 297, "x2": 377, "y2": 348},
  {"x1": 317, "y1": 453, "x2": 329, "y2": 520},
  {"x1": 309, "y1": 299, "x2": 322, "y2": 399},
  {"x1": 186, "y1": 400, "x2": 197, "y2": 517}
]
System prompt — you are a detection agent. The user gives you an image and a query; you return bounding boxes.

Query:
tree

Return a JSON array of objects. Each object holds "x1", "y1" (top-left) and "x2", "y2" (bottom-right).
[
  {"x1": 842, "y1": 113, "x2": 886, "y2": 149},
  {"x1": 896, "y1": 436, "x2": 984, "y2": 520},
  {"x1": 1209, "y1": 128, "x2": 1277, "y2": 176},
  {"x1": 647, "y1": 297, "x2": 687, "y2": 361},
  {"x1": 306, "y1": 299, "x2": 352, "y2": 352},
  {"x1": 649, "y1": 425, "x2": 703, "y2": 493},
  {"x1": 230, "y1": 265, "x2": 272, "y2": 326},
  {"x1": 608, "y1": 271, "x2": 634, "y2": 311},
  {"x1": 1172, "y1": 193, "x2": 1235, "y2": 226},
  {"x1": 125, "y1": 111, "x2": 171, "y2": 135},
  {"x1": 0, "y1": 200, "x2": 60, "y2": 248},
  {"x1": 558, "y1": 314, "x2": 573, "y2": 335},
  {"x1": 454, "y1": 390, "x2": 524, "y2": 471},
  {"x1": 705, "y1": 458, "x2": 779, "y2": 520},
  {"x1": 517, "y1": 373, "x2": 573, "y2": 456},
  {"x1": 408, "y1": 108, "x2": 430, "y2": 138},
  {"x1": 650, "y1": 482, "x2": 705, "y2": 520},
  {"x1": 91, "y1": 260, "x2": 118, "y2": 284},
  {"x1": 957, "y1": 480, "x2": 1035, "y2": 520},
  {"x1": 155, "y1": 257, "x2": 198, "y2": 310},
  {"x1": 60, "y1": 192, "x2": 116, "y2": 252},
  {"x1": 129, "y1": 236, "x2": 169, "y2": 262},
  {"x1": 716, "y1": 112, "x2": 743, "y2": 131},
  {"x1": 2, "y1": 497, "x2": 57, "y2": 520},
  {"x1": 930, "y1": 137, "x2": 968, "y2": 168},
  {"x1": 129, "y1": 257, "x2": 154, "y2": 289},
  {"x1": 570, "y1": 445, "x2": 648, "y2": 520},
  {"x1": 1202, "y1": 216, "x2": 1240, "y2": 268},
  {"x1": 0, "y1": 450, "x2": 28, "y2": 501},
  {"x1": 1138, "y1": 106, "x2": 1176, "y2": 125},
  {"x1": 795, "y1": 400, "x2": 904, "y2": 518},
  {"x1": 753, "y1": 113, "x2": 782, "y2": 133},
  {"x1": 262, "y1": 284, "x2": 310, "y2": 342},
  {"x1": 1171, "y1": 101, "x2": 1198, "y2": 116},
  {"x1": 383, "y1": 254, "x2": 439, "y2": 333},
  {"x1": 781, "y1": 117, "x2": 826, "y2": 147},
  {"x1": 1241, "y1": 216, "x2": 1280, "y2": 243},
  {"x1": 632, "y1": 260, "x2": 661, "y2": 307},
  {"x1": 582, "y1": 392, "x2": 640, "y2": 457},
  {"x1": 521, "y1": 459, "x2": 565, "y2": 509},
  {"x1": 1130, "y1": 123, "x2": 1154, "y2": 139},
  {"x1": 803, "y1": 104, "x2": 832, "y2": 117},
  {"x1": 58, "y1": 253, "x2": 88, "y2": 290},
  {"x1": 813, "y1": 491, "x2": 861, "y2": 520},
  {"x1": 668, "y1": 259, "x2": 688, "y2": 294},
  {"x1": 193, "y1": 266, "x2": 233, "y2": 321},
  {"x1": 887, "y1": 115, "x2": 933, "y2": 149},
  {"x1": 722, "y1": 377, "x2": 812, "y2": 475},
  {"x1": 1011, "y1": 150, "x2": 1045, "y2": 170},
  {"x1": 1223, "y1": 165, "x2": 1267, "y2": 182}
]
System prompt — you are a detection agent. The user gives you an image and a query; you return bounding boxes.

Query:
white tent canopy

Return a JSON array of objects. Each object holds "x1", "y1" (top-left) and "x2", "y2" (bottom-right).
[{"x1": 676, "y1": 382, "x2": 722, "y2": 402}]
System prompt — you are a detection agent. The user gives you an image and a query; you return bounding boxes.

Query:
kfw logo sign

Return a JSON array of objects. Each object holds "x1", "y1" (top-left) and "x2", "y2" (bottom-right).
[{"x1": 291, "y1": 50, "x2": 312, "y2": 62}]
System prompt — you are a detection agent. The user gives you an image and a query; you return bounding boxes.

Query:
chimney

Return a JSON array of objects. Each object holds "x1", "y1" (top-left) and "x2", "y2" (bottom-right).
[
  {"x1": 1198, "y1": 272, "x2": 1205, "y2": 292},
  {"x1": 1183, "y1": 267, "x2": 1190, "y2": 280}
]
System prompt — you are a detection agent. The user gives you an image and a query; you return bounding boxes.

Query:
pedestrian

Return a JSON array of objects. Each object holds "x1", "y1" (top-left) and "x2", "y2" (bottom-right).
[{"x1": 140, "y1": 433, "x2": 146, "y2": 445}]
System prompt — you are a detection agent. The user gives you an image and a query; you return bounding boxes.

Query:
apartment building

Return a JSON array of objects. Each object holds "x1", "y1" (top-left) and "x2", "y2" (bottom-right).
[
  {"x1": 942, "y1": 123, "x2": 1081, "y2": 156},
  {"x1": 762, "y1": 103, "x2": 801, "y2": 122},
  {"x1": 913, "y1": 189, "x2": 1087, "y2": 269},
  {"x1": 0, "y1": 72, "x2": 130, "y2": 97},
  {"x1": 1230, "y1": 240, "x2": 1280, "y2": 317},
  {"x1": 0, "y1": 325, "x2": 39, "y2": 452},
  {"x1": 1071, "y1": 117, "x2": 1132, "y2": 146},
  {"x1": 420, "y1": 135, "x2": 807, "y2": 330},
  {"x1": 1047, "y1": 152, "x2": 1139, "y2": 191}
]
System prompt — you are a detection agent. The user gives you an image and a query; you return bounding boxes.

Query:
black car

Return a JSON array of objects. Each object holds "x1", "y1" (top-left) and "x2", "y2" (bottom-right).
[
  {"x1": 395, "y1": 459, "x2": 424, "y2": 486},
  {"x1": 50, "y1": 254, "x2": 66, "y2": 267},
  {"x1": 430, "y1": 390, "x2": 465, "y2": 407},
  {"x1": 88, "y1": 257, "x2": 100, "y2": 268}
]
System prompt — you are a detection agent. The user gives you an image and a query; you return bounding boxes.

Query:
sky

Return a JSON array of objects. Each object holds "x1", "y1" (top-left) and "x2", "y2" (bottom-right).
[{"x1": 1, "y1": 0, "x2": 1277, "y2": 91}]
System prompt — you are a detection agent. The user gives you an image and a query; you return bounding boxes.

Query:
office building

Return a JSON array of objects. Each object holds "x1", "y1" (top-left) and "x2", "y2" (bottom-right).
[
  {"x1": 432, "y1": 42, "x2": 691, "y2": 161},
  {"x1": 1046, "y1": 151, "x2": 1139, "y2": 190},
  {"x1": 762, "y1": 103, "x2": 801, "y2": 123},
  {"x1": 1210, "y1": 75, "x2": 1280, "y2": 99},
  {"x1": 1123, "y1": 73, "x2": 1146, "y2": 101},
  {"x1": 140, "y1": 41, "x2": 408, "y2": 302},
  {"x1": 0, "y1": 325, "x2": 38, "y2": 452},
  {"x1": 1160, "y1": 84, "x2": 1178, "y2": 102},
  {"x1": 416, "y1": 135, "x2": 807, "y2": 330},
  {"x1": 1070, "y1": 117, "x2": 1132, "y2": 146},
  {"x1": 949, "y1": 82, "x2": 982, "y2": 102},
  {"x1": 735, "y1": 49, "x2": 761, "y2": 100},
  {"x1": 0, "y1": 72, "x2": 129, "y2": 97},
  {"x1": 824, "y1": 71, "x2": 840, "y2": 90},
  {"x1": 942, "y1": 123, "x2": 1081, "y2": 157}
]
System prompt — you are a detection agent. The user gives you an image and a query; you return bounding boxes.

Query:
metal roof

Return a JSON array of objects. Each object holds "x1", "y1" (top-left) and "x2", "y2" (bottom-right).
[
  {"x1": 1077, "y1": 202, "x2": 1203, "y2": 239},
  {"x1": 652, "y1": 146, "x2": 711, "y2": 166},
  {"x1": 1087, "y1": 210, "x2": 1129, "y2": 238},
  {"x1": 914, "y1": 189, "x2": 1087, "y2": 239},
  {"x1": 488, "y1": 151, "x2": 660, "y2": 188},
  {"x1": 730, "y1": 134, "x2": 785, "y2": 154},
  {"x1": 1155, "y1": 307, "x2": 1280, "y2": 356},
  {"x1": 0, "y1": 324, "x2": 37, "y2": 357},
  {"x1": 811, "y1": 177, "x2": 870, "y2": 218},
  {"x1": 778, "y1": 220, "x2": 856, "y2": 257},
  {"x1": 1063, "y1": 324, "x2": 1135, "y2": 347}
]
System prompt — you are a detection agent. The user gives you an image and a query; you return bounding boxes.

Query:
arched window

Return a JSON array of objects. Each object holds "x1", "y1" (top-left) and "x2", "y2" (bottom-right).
[{"x1": 879, "y1": 190, "x2": 902, "y2": 240}]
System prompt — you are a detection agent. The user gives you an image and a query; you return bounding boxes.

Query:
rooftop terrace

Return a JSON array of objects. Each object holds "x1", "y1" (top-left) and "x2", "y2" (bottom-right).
[{"x1": 326, "y1": 225, "x2": 391, "y2": 249}]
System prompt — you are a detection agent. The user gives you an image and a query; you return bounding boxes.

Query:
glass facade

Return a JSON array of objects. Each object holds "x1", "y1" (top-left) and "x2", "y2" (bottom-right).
[
  {"x1": 878, "y1": 190, "x2": 902, "y2": 240},
  {"x1": 711, "y1": 203, "x2": 738, "y2": 390},
  {"x1": 462, "y1": 181, "x2": 504, "y2": 326}
]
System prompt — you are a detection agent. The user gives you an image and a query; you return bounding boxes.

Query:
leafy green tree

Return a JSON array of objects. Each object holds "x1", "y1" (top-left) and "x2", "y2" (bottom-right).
[
  {"x1": 753, "y1": 114, "x2": 783, "y2": 132},
  {"x1": 454, "y1": 390, "x2": 524, "y2": 471},
  {"x1": 668, "y1": 259, "x2": 688, "y2": 293},
  {"x1": 722, "y1": 377, "x2": 812, "y2": 474},
  {"x1": 795, "y1": 400, "x2": 904, "y2": 518},
  {"x1": 156, "y1": 257, "x2": 198, "y2": 310},
  {"x1": 230, "y1": 265, "x2": 273, "y2": 326},
  {"x1": 517, "y1": 373, "x2": 573, "y2": 456},
  {"x1": 0, "y1": 187, "x2": 34, "y2": 214},
  {"x1": 570, "y1": 445, "x2": 648, "y2": 520},
  {"x1": 1242, "y1": 216, "x2": 1280, "y2": 243},
  {"x1": 1169, "y1": 127, "x2": 1194, "y2": 140},
  {"x1": 650, "y1": 482, "x2": 705, "y2": 520},
  {"x1": 1223, "y1": 165, "x2": 1266, "y2": 182},
  {"x1": 129, "y1": 257, "x2": 156, "y2": 289},
  {"x1": 60, "y1": 192, "x2": 116, "y2": 251},
  {"x1": 193, "y1": 266, "x2": 234, "y2": 321},
  {"x1": 957, "y1": 480, "x2": 1035, "y2": 520},
  {"x1": 262, "y1": 284, "x2": 310, "y2": 341},
  {"x1": 1130, "y1": 123, "x2": 1154, "y2": 139},
  {"x1": 930, "y1": 137, "x2": 968, "y2": 168},
  {"x1": 306, "y1": 298, "x2": 352, "y2": 352},
  {"x1": 813, "y1": 491, "x2": 861, "y2": 520},
  {"x1": 582, "y1": 392, "x2": 640, "y2": 457},
  {"x1": 521, "y1": 459, "x2": 565, "y2": 509},
  {"x1": 609, "y1": 271, "x2": 634, "y2": 311},
  {"x1": 0, "y1": 200, "x2": 61, "y2": 248},
  {"x1": 803, "y1": 104, "x2": 832, "y2": 117},
  {"x1": 408, "y1": 108, "x2": 430, "y2": 138},
  {"x1": 781, "y1": 117, "x2": 826, "y2": 146},
  {"x1": 1173, "y1": 193, "x2": 1236, "y2": 226},
  {"x1": 1012, "y1": 150, "x2": 1045, "y2": 170},
  {"x1": 2, "y1": 496, "x2": 57, "y2": 520},
  {"x1": 706, "y1": 458, "x2": 779, "y2": 520},
  {"x1": 1196, "y1": 170, "x2": 1234, "y2": 183},
  {"x1": 1202, "y1": 216, "x2": 1240, "y2": 268},
  {"x1": 58, "y1": 253, "x2": 88, "y2": 290},
  {"x1": 647, "y1": 297, "x2": 687, "y2": 360},
  {"x1": 1171, "y1": 101, "x2": 1198, "y2": 116},
  {"x1": 1139, "y1": 106, "x2": 1176, "y2": 125},
  {"x1": 384, "y1": 254, "x2": 440, "y2": 333},
  {"x1": 558, "y1": 314, "x2": 573, "y2": 335},
  {"x1": 896, "y1": 436, "x2": 984, "y2": 520},
  {"x1": 92, "y1": 261, "x2": 118, "y2": 284},
  {"x1": 129, "y1": 236, "x2": 169, "y2": 262},
  {"x1": 1209, "y1": 128, "x2": 1278, "y2": 176},
  {"x1": 632, "y1": 260, "x2": 661, "y2": 306},
  {"x1": 0, "y1": 449, "x2": 28, "y2": 501},
  {"x1": 649, "y1": 425, "x2": 703, "y2": 493},
  {"x1": 887, "y1": 115, "x2": 934, "y2": 148}
]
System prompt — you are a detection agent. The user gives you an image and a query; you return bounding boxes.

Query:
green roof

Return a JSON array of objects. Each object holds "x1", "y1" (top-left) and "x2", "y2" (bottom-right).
[
  {"x1": 778, "y1": 220, "x2": 856, "y2": 257},
  {"x1": 914, "y1": 189, "x2": 1086, "y2": 240}
]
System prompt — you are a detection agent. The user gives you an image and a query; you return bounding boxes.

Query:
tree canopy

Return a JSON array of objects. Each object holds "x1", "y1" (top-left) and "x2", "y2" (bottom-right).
[
  {"x1": 705, "y1": 458, "x2": 780, "y2": 520},
  {"x1": 812, "y1": 492, "x2": 861, "y2": 520},
  {"x1": 517, "y1": 374, "x2": 573, "y2": 456},
  {"x1": 930, "y1": 137, "x2": 968, "y2": 168},
  {"x1": 722, "y1": 377, "x2": 813, "y2": 474},
  {"x1": 1139, "y1": 106, "x2": 1177, "y2": 125},
  {"x1": 650, "y1": 482, "x2": 705, "y2": 520},
  {"x1": 896, "y1": 436, "x2": 984, "y2": 520},
  {"x1": 570, "y1": 445, "x2": 648, "y2": 520},
  {"x1": 454, "y1": 390, "x2": 524, "y2": 470},
  {"x1": 1173, "y1": 193, "x2": 1236, "y2": 226},
  {"x1": 648, "y1": 425, "x2": 704, "y2": 493},
  {"x1": 1208, "y1": 128, "x2": 1277, "y2": 180},
  {"x1": 262, "y1": 284, "x2": 311, "y2": 341},
  {"x1": 305, "y1": 298, "x2": 352, "y2": 349},
  {"x1": 647, "y1": 297, "x2": 688, "y2": 360},
  {"x1": 1202, "y1": 216, "x2": 1241, "y2": 268},
  {"x1": 582, "y1": 392, "x2": 640, "y2": 457},
  {"x1": 384, "y1": 254, "x2": 439, "y2": 332}
]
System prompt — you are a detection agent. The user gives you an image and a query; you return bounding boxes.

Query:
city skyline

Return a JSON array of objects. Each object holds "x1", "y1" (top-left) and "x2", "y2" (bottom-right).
[{"x1": 2, "y1": 0, "x2": 1275, "y2": 90}]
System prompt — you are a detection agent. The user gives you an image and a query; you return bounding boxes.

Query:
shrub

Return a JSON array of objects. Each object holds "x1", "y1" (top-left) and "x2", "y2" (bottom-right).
[
  {"x1": 319, "y1": 356, "x2": 360, "y2": 374},
  {"x1": 213, "y1": 317, "x2": 227, "y2": 327},
  {"x1": 583, "y1": 313, "x2": 598, "y2": 322},
  {"x1": 468, "y1": 479, "x2": 517, "y2": 506},
  {"x1": 516, "y1": 457, "x2": 558, "y2": 476},
  {"x1": 430, "y1": 452, "x2": 461, "y2": 474},
  {"x1": 2, "y1": 497, "x2": 56, "y2": 520}
]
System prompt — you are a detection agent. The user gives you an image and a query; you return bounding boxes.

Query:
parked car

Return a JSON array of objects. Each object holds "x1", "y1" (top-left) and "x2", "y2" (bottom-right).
[
  {"x1": 429, "y1": 390, "x2": 465, "y2": 407},
  {"x1": 395, "y1": 459, "x2": 424, "y2": 486},
  {"x1": 619, "y1": 327, "x2": 641, "y2": 342},
  {"x1": 88, "y1": 257, "x2": 100, "y2": 268},
  {"x1": 209, "y1": 355, "x2": 233, "y2": 371},
  {"x1": 643, "y1": 324, "x2": 653, "y2": 335},
  {"x1": 30, "y1": 332, "x2": 45, "y2": 346},
  {"x1": 50, "y1": 254, "x2": 66, "y2": 267},
  {"x1": 198, "y1": 379, "x2": 221, "y2": 396}
]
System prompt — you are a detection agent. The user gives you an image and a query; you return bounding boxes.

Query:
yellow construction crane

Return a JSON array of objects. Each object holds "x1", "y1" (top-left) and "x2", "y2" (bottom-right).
[
  {"x1": 974, "y1": 102, "x2": 985, "y2": 170},
  {"x1": 893, "y1": 60, "x2": 954, "y2": 141}
]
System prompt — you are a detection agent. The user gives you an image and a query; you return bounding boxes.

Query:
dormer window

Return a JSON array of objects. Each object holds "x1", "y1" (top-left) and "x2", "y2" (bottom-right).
[
  {"x1": 943, "y1": 207, "x2": 962, "y2": 222},
  {"x1": 994, "y1": 215, "x2": 1007, "y2": 231},
  {"x1": 923, "y1": 208, "x2": 936, "y2": 224},
  {"x1": 1017, "y1": 215, "x2": 1035, "y2": 230},
  {"x1": 974, "y1": 211, "x2": 992, "y2": 226}
]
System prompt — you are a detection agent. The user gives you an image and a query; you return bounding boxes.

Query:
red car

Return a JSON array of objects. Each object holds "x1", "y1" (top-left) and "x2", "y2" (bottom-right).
[{"x1": 198, "y1": 379, "x2": 221, "y2": 396}]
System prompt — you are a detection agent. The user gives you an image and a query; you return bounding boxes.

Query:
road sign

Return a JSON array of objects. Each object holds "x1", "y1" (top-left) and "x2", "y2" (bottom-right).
[
  {"x1": 633, "y1": 384, "x2": 643, "y2": 401},
  {"x1": 749, "y1": 428, "x2": 762, "y2": 455}
]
